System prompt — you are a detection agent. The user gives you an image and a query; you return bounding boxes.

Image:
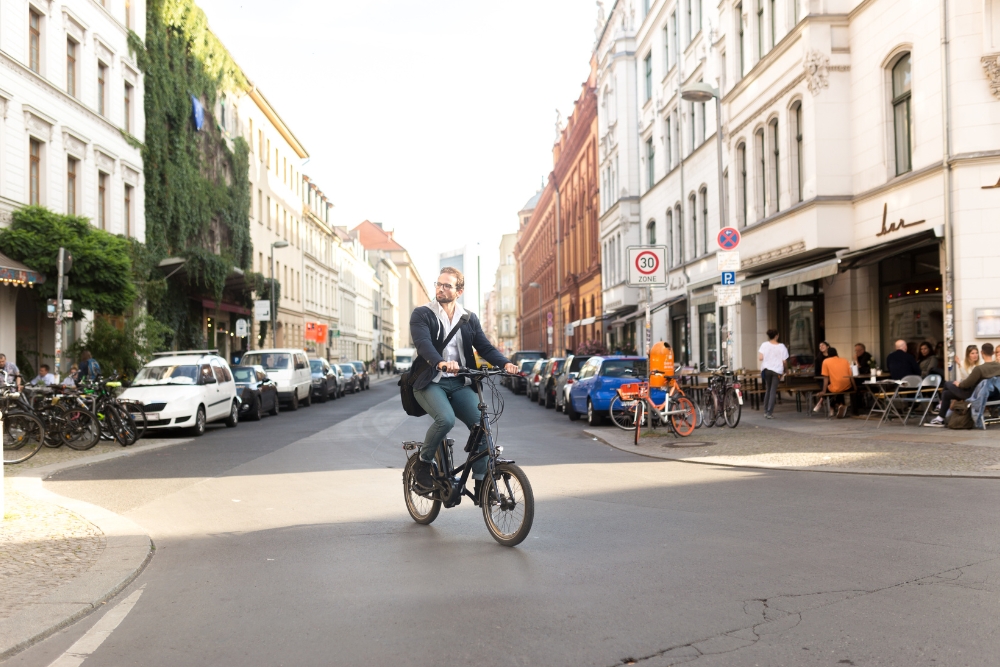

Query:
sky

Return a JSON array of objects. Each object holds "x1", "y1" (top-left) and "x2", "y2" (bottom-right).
[{"x1": 197, "y1": 0, "x2": 602, "y2": 304}]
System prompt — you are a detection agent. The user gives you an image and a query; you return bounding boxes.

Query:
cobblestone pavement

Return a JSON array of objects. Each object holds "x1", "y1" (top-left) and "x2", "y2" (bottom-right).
[{"x1": 585, "y1": 403, "x2": 1000, "y2": 476}]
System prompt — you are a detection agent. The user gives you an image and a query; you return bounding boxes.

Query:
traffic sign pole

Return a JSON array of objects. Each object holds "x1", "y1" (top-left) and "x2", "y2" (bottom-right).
[{"x1": 716, "y1": 228, "x2": 741, "y2": 370}]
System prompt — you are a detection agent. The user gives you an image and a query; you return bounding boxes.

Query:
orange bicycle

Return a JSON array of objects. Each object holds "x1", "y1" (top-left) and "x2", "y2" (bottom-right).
[{"x1": 611, "y1": 372, "x2": 698, "y2": 443}]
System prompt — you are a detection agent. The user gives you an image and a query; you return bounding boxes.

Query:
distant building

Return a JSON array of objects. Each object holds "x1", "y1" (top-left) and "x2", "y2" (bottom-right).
[
  {"x1": 438, "y1": 245, "x2": 481, "y2": 313},
  {"x1": 495, "y1": 230, "x2": 523, "y2": 356}
]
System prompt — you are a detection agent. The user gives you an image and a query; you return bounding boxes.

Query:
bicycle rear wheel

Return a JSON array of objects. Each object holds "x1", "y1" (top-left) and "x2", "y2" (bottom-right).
[
  {"x1": 107, "y1": 403, "x2": 139, "y2": 446},
  {"x1": 609, "y1": 395, "x2": 641, "y2": 430},
  {"x1": 701, "y1": 391, "x2": 718, "y2": 428},
  {"x1": 482, "y1": 463, "x2": 534, "y2": 547},
  {"x1": 3, "y1": 412, "x2": 45, "y2": 464},
  {"x1": 402, "y1": 456, "x2": 441, "y2": 525},
  {"x1": 670, "y1": 397, "x2": 697, "y2": 437},
  {"x1": 723, "y1": 388, "x2": 742, "y2": 428},
  {"x1": 633, "y1": 401, "x2": 645, "y2": 445},
  {"x1": 122, "y1": 402, "x2": 147, "y2": 441},
  {"x1": 60, "y1": 408, "x2": 101, "y2": 450}
]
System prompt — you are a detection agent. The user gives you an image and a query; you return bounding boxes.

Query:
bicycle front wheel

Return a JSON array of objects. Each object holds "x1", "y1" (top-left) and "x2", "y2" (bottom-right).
[
  {"x1": 121, "y1": 402, "x2": 147, "y2": 442},
  {"x1": 3, "y1": 412, "x2": 45, "y2": 464},
  {"x1": 633, "y1": 401, "x2": 645, "y2": 445},
  {"x1": 670, "y1": 397, "x2": 697, "y2": 437},
  {"x1": 402, "y1": 456, "x2": 441, "y2": 525},
  {"x1": 60, "y1": 408, "x2": 101, "y2": 450},
  {"x1": 482, "y1": 463, "x2": 534, "y2": 547},
  {"x1": 107, "y1": 403, "x2": 139, "y2": 446},
  {"x1": 701, "y1": 391, "x2": 718, "y2": 428},
  {"x1": 723, "y1": 388, "x2": 742, "y2": 428},
  {"x1": 609, "y1": 395, "x2": 641, "y2": 431}
]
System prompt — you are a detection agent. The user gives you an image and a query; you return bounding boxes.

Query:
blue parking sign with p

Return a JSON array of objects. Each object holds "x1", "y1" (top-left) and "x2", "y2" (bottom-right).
[{"x1": 721, "y1": 271, "x2": 736, "y2": 285}]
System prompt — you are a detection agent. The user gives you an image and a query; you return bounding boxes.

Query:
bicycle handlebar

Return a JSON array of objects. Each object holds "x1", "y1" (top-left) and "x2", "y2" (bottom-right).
[{"x1": 455, "y1": 367, "x2": 516, "y2": 377}]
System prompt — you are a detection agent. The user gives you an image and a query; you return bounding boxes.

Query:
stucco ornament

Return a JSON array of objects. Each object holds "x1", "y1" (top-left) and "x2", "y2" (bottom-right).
[
  {"x1": 803, "y1": 51, "x2": 830, "y2": 96},
  {"x1": 595, "y1": 0, "x2": 606, "y2": 39},
  {"x1": 981, "y1": 54, "x2": 1000, "y2": 99}
]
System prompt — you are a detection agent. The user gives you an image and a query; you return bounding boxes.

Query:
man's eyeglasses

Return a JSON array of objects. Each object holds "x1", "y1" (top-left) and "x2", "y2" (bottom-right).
[{"x1": 434, "y1": 282, "x2": 458, "y2": 290}]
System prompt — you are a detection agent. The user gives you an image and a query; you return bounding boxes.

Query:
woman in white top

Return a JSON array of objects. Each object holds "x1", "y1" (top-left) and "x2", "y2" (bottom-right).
[
  {"x1": 954, "y1": 345, "x2": 980, "y2": 382},
  {"x1": 758, "y1": 329, "x2": 789, "y2": 419}
]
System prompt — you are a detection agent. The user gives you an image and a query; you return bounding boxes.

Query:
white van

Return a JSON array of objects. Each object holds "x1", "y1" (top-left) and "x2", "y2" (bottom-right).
[
  {"x1": 239, "y1": 349, "x2": 312, "y2": 410},
  {"x1": 395, "y1": 347, "x2": 416, "y2": 373}
]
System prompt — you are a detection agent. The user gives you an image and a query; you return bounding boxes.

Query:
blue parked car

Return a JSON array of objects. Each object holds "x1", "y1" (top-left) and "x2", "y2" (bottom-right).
[{"x1": 567, "y1": 356, "x2": 666, "y2": 426}]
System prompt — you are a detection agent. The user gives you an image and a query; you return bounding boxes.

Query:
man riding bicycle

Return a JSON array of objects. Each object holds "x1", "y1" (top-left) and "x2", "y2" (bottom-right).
[{"x1": 410, "y1": 267, "x2": 518, "y2": 499}]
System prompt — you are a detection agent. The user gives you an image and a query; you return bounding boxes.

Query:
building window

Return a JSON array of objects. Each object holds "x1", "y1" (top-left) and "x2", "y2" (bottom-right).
[
  {"x1": 67, "y1": 157, "x2": 77, "y2": 215},
  {"x1": 644, "y1": 53, "x2": 652, "y2": 102},
  {"x1": 125, "y1": 0, "x2": 132, "y2": 29},
  {"x1": 98, "y1": 172, "x2": 108, "y2": 230},
  {"x1": 689, "y1": 103, "x2": 695, "y2": 155},
  {"x1": 97, "y1": 63, "x2": 107, "y2": 116},
  {"x1": 675, "y1": 204, "x2": 684, "y2": 264},
  {"x1": 769, "y1": 0, "x2": 777, "y2": 47},
  {"x1": 643, "y1": 0, "x2": 650, "y2": 17},
  {"x1": 666, "y1": 209, "x2": 674, "y2": 267},
  {"x1": 769, "y1": 119, "x2": 780, "y2": 213},
  {"x1": 66, "y1": 39, "x2": 77, "y2": 97},
  {"x1": 700, "y1": 186, "x2": 708, "y2": 255},
  {"x1": 755, "y1": 128, "x2": 766, "y2": 220},
  {"x1": 699, "y1": 99, "x2": 707, "y2": 145},
  {"x1": 666, "y1": 116, "x2": 673, "y2": 170},
  {"x1": 686, "y1": 0, "x2": 693, "y2": 44},
  {"x1": 124, "y1": 184, "x2": 133, "y2": 237},
  {"x1": 124, "y1": 83, "x2": 133, "y2": 133},
  {"x1": 891, "y1": 53, "x2": 912, "y2": 175},
  {"x1": 646, "y1": 137, "x2": 655, "y2": 190},
  {"x1": 688, "y1": 194, "x2": 697, "y2": 259},
  {"x1": 664, "y1": 26, "x2": 670, "y2": 71},
  {"x1": 29, "y1": 140, "x2": 41, "y2": 205},
  {"x1": 736, "y1": 142, "x2": 747, "y2": 227},
  {"x1": 737, "y1": 4, "x2": 745, "y2": 78},
  {"x1": 647, "y1": 220, "x2": 657, "y2": 246},
  {"x1": 756, "y1": 0, "x2": 764, "y2": 59},
  {"x1": 791, "y1": 102, "x2": 803, "y2": 202},
  {"x1": 29, "y1": 11, "x2": 41, "y2": 73},
  {"x1": 670, "y1": 12, "x2": 678, "y2": 63}
]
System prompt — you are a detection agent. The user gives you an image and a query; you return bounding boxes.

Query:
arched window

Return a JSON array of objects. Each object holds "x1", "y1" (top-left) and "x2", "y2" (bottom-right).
[
  {"x1": 666, "y1": 209, "x2": 674, "y2": 267},
  {"x1": 891, "y1": 53, "x2": 912, "y2": 175},
  {"x1": 790, "y1": 102, "x2": 803, "y2": 202},
  {"x1": 755, "y1": 128, "x2": 766, "y2": 220},
  {"x1": 768, "y1": 118, "x2": 780, "y2": 214},
  {"x1": 699, "y1": 186, "x2": 709, "y2": 255},
  {"x1": 646, "y1": 219, "x2": 657, "y2": 245},
  {"x1": 689, "y1": 193, "x2": 697, "y2": 259},
  {"x1": 675, "y1": 204, "x2": 683, "y2": 264},
  {"x1": 736, "y1": 142, "x2": 747, "y2": 227}
]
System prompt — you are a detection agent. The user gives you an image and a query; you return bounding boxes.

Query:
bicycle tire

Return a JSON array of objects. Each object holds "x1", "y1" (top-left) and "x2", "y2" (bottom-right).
[
  {"x1": 122, "y1": 402, "x2": 147, "y2": 441},
  {"x1": 670, "y1": 397, "x2": 697, "y2": 437},
  {"x1": 633, "y1": 401, "x2": 644, "y2": 445},
  {"x1": 481, "y1": 463, "x2": 534, "y2": 547},
  {"x1": 60, "y1": 407, "x2": 101, "y2": 450},
  {"x1": 107, "y1": 403, "x2": 139, "y2": 446},
  {"x1": 723, "y1": 388, "x2": 742, "y2": 428},
  {"x1": 3, "y1": 412, "x2": 46, "y2": 464},
  {"x1": 403, "y1": 456, "x2": 441, "y2": 525},
  {"x1": 609, "y1": 395, "x2": 641, "y2": 431},
  {"x1": 702, "y1": 391, "x2": 718, "y2": 428},
  {"x1": 714, "y1": 390, "x2": 728, "y2": 428}
]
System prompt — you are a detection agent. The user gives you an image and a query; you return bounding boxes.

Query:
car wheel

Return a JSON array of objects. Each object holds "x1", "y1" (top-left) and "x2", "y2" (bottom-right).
[
  {"x1": 567, "y1": 398, "x2": 581, "y2": 421},
  {"x1": 269, "y1": 393, "x2": 280, "y2": 416},
  {"x1": 188, "y1": 406, "x2": 207, "y2": 436},
  {"x1": 286, "y1": 392, "x2": 299, "y2": 411},
  {"x1": 587, "y1": 400, "x2": 603, "y2": 426},
  {"x1": 247, "y1": 394, "x2": 263, "y2": 421},
  {"x1": 303, "y1": 389, "x2": 312, "y2": 407},
  {"x1": 225, "y1": 400, "x2": 239, "y2": 428}
]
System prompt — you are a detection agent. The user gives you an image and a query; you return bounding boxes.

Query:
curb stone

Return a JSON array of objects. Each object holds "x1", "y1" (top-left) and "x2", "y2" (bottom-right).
[
  {"x1": 584, "y1": 429, "x2": 1000, "y2": 480},
  {"x1": 0, "y1": 437, "x2": 193, "y2": 660}
]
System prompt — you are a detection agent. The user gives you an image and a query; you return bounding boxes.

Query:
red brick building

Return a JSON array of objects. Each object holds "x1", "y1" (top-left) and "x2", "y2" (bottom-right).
[{"x1": 516, "y1": 58, "x2": 602, "y2": 356}]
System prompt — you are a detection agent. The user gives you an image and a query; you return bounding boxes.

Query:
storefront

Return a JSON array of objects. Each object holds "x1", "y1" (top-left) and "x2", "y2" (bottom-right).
[{"x1": 0, "y1": 251, "x2": 47, "y2": 375}]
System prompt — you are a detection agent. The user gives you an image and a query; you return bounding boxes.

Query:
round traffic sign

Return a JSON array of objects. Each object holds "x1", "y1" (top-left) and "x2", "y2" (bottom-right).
[
  {"x1": 635, "y1": 250, "x2": 660, "y2": 275},
  {"x1": 718, "y1": 227, "x2": 741, "y2": 250}
]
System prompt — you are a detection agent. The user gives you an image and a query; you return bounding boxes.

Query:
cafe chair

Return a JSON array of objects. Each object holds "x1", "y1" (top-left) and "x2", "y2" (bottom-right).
[{"x1": 901, "y1": 375, "x2": 942, "y2": 426}]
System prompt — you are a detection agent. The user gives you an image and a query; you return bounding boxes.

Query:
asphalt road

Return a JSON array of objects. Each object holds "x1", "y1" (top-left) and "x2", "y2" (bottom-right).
[{"x1": 9, "y1": 379, "x2": 1000, "y2": 666}]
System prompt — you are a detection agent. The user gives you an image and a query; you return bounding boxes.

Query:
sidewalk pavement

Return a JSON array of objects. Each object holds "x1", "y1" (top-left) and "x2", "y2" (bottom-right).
[
  {"x1": 0, "y1": 436, "x2": 190, "y2": 659},
  {"x1": 585, "y1": 400, "x2": 1000, "y2": 478}
]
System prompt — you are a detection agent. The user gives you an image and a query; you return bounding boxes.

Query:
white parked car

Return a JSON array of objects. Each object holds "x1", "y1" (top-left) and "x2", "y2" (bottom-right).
[
  {"x1": 121, "y1": 350, "x2": 239, "y2": 436},
  {"x1": 239, "y1": 349, "x2": 312, "y2": 410}
]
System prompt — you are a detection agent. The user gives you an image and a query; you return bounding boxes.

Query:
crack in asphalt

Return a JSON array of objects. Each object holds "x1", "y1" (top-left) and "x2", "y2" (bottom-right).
[{"x1": 608, "y1": 556, "x2": 1000, "y2": 667}]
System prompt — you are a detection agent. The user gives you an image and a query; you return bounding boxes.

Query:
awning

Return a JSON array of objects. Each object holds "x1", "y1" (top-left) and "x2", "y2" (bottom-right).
[
  {"x1": 610, "y1": 309, "x2": 646, "y2": 327},
  {"x1": 686, "y1": 275, "x2": 720, "y2": 292},
  {"x1": 740, "y1": 281, "x2": 762, "y2": 296},
  {"x1": 201, "y1": 298, "x2": 251, "y2": 316},
  {"x1": 580, "y1": 316, "x2": 596, "y2": 325},
  {"x1": 767, "y1": 258, "x2": 841, "y2": 289},
  {"x1": 691, "y1": 291, "x2": 716, "y2": 307},
  {"x1": 836, "y1": 230, "x2": 938, "y2": 270},
  {"x1": 650, "y1": 294, "x2": 685, "y2": 314},
  {"x1": 0, "y1": 251, "x2": 45, "y2": 287},
  {"x1": 602, "y1": 304, "x2": 637, "y2": 324}
]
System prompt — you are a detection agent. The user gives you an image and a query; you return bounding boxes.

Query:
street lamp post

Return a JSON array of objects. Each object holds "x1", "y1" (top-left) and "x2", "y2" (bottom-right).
[
  {"x1": 528, "y1": 282, "x2": 542, "y2": 352},
  {"x1": 681, "y1": 82, "x2": 731, "y2": 367},
  {"x1": 270, "y1": 240, "x2": 289, "y2": 348}
]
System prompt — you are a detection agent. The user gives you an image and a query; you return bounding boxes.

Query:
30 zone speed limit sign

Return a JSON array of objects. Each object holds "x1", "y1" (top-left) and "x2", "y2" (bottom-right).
[{"x1": 627, "y1": 246, "x2": 667, "y2": 286}]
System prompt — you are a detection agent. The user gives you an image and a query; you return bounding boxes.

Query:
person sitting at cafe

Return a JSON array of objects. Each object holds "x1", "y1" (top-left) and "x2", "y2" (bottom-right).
[
  {"x1": 927, "y1": 342, "x2": 1000, "y2": 427},
  {"x1": 61, "y1": 364, "x2": 79, "y2": 387},
  {"x1": 886, "y1": 339, "x2": 921, "y2": 380},
  {"x1": 917, "y1": 341, "x2": 945, "y2": 378},
  {"x1": 814, "y1": 347, "x2": 855, "y2": 418},
  {"x1": 852, "y1": 343, "x2": 874, "y2": 415},
  {"x1": 813, "y1": 341, "x2": 830, "y2": 377},
  {"x1": 954, "y1": 345, "x2": 980, "y2": 383},
  {"x1": 30, "y1": 364, "x2": 57, "y2": 386}
]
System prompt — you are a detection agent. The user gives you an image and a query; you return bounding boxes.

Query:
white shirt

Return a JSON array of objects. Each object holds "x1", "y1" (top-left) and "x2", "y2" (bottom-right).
[
  {"x1": 428, "y1": 300, "x2": 466, "y2": 383},
  {"x1": 759, "y1": 341, "x2": 789, "y2": 375}
]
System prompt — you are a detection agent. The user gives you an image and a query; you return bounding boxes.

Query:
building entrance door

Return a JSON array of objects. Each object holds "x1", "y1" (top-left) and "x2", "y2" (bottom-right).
[
  {"x1": 779, "y1": 281, "x2": 825, "y2": 373},
  {"x1": 879, "y1": 246, "x2": 942, "y2": 360}
]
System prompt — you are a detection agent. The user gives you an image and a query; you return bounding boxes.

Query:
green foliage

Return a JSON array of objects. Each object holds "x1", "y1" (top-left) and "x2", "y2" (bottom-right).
[
  {"x1": 0, "y1": 206, "x2": 137, "y2": 316},
  {"x1": 70, "y1": 315, "x2": 173, "y2": 380}
]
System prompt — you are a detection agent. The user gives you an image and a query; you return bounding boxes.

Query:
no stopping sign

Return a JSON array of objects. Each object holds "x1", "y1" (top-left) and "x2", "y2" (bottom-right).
[{"x1": 627, "y1": 246, "x2": 667, "y2": 286}]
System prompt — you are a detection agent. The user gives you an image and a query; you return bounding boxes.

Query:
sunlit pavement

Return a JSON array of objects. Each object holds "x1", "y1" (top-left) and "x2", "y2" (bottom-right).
[{"x1": 8, "y1": 381, "x2": 1000, "y2": 667}]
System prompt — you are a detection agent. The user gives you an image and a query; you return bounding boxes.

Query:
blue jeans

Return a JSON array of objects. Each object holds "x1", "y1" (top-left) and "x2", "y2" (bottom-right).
[{"x1": 413, "y1": 377, "x2": 488, "y2": 479}]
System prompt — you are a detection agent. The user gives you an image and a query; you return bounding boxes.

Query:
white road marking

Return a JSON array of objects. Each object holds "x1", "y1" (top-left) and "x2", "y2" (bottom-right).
[{"x1": 47, "y1": 587, "x2": 145, "y2": 667}]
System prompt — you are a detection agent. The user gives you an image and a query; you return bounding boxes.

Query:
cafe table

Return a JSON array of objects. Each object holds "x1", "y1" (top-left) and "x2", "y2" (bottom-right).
[{"x1": 864, "y1": 378, "x2": 907, "y2": 428}]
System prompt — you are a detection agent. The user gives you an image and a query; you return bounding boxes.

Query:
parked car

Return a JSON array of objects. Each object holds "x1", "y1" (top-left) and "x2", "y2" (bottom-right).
[
  {"x1": 526, "y1": 359, "x2": 547, "y2": 402},
  {"x1": 567, "y1": 356, "x2": 665, "y2": 426},
  {"x1": 537, "y1": 358, "x2": 565, "y2": 408},
  {"x1": 508, "y1": 351, "x2": 544, "y2": 388},
  {"x1": 120, "y1": 350, "x2": 239, "y2": 436},
  {"x1": 330, "y1": 363, "x2": 347, "y2": 398},
  {"x1": 350, "y1": 361, "x2": 370, "y2": 390},
  {"x1": 339, "y1": 363, "x2": 361, "y2": 393},
  {"x1": 555, "y1": 354, "x2": 594, "y2": 413},
  {"x1": 310, "y1": 358, "x2": 340, "y2": 402},
  {"x1": 510, "y1": 360, "x2": 535, "y2": 394},
  {"x1": 240, "y1": 349, "x2": 313, "y2": 411},
  {"x1": 232, "y1": 364, "x2": 280, "y2": 420}
]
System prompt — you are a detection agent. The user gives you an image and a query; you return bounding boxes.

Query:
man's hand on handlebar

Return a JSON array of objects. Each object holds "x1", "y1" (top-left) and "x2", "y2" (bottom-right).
[
  {"x1": 503, "y1": 363, "x2": 518, "y2": 374},
  {"x1": 437, "y1": 360, "x2": 461, "y2": 374}
]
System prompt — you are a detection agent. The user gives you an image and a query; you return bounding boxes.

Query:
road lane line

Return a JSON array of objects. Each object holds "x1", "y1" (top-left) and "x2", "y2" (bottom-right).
[{"x1": 46, "y1": 587, "x2": 145, "y2": 667}]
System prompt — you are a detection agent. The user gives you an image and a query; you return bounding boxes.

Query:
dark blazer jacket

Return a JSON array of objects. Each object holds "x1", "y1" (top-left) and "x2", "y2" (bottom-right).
[{"x1": 410, "y1": 305, "x2": 510, "y2": 391}]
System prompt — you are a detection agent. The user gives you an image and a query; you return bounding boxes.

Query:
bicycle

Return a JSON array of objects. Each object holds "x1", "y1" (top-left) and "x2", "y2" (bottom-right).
[
  {"x1": 619, "y1": 374, "x2": 698, "y2": 444},
  {"x1": 700, "y1": 366, "x2": 743, "y2": 428},
  {"x1": 609, "y1": 366, "x2": 702, "y2": 430},
  {"x1": 23, "y1": 385, "x2": 101, "y2": 451},
  {"x1": 2, "y1": 381, "x2": 46, "y2": 464},
  {"x1": 401, "y1": 367, "x2": 535, "y2": 547},
  {"x1": 79, "y1": 377, "x2": 145, "y2": 446}
]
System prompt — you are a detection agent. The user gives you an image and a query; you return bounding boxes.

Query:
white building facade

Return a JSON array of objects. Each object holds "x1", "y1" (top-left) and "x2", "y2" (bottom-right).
[
  {"x1": 334, "y1": 227, "x2": 376, "y2": 363},
  {"x1": 494, "y1": 231, "x2": 520, "y2": 355},
  {"x1": 302, "y1": 175, "x2": 338, "y2": 361},
  {"x1": 598, "y1": 0, "x2": 1000, "y2": 374},
  {"x1": 0, "y1": 0, "x2": 145, "y2": 368}
]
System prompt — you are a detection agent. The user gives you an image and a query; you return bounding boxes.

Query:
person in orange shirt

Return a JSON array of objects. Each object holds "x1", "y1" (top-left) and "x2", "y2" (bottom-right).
[{"x1": 814, "y1": 347, "x2": 855, "y2": 418}]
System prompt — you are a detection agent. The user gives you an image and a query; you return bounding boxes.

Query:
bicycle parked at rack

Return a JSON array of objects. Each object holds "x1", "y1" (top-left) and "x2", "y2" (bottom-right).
[
  {"x1": 401, "y1": 367, "x2": 534, "y2": 547},
  {"x1": 78, "y1": 376, "x2": 146, "y2": 446},
  {"x1": 700, "y1": 366, "x2": 743, "y2": 429},
  {"x1": 16, "y1": 383, "x2": 101, "y2": 451},
  {"x1": 608, "y1": 371, "x2": 698, "y2": 445},
  {"x1": 1, "y1": 375, "x2": 46, "y2": 464}
]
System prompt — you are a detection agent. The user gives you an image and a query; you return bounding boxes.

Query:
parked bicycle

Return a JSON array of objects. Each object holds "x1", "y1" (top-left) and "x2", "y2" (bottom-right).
[
  {"x1": 609, "y1": 366, "x2": 701, "y2": 434},
  {"x1": 700, "y1": 366, "x2": 743, "y2": 428},
  {"x1": 78, "y1": 376, "x2": 146, "y2": 446},
  {"x1": 612, "y1": 372, "x2": 698, "y2": 444},
  {"x1": 1, "y1": 377, "x2": 46, "y2": 464},
  {"x1": 22, "y1": 385, "x2": 102, "y2": 451},
  {"x1": 401, "y1": 367, "x2": 534, "y2": 547}
]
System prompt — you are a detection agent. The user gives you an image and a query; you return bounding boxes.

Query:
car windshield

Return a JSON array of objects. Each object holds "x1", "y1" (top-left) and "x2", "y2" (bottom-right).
[
  {"x1": 241, "y1": 353, "x2": 291, "y2": 370},
  {"x1": 600, "y1": 360, "x2": 648, "y2": 377},
  {"x1": 351, "y1": 362, "x2": 363, "y2": 372},
  {"x1": 232, "y1": 367, "x2": 256, "y2": 383},
  {"x1": 570, "y1": 356, "x2": 592, "y2": 372},
  {"x1": 133, "y1": 364, "x2": 199, "y2": 386},
  {"x1": 396, "y1": 355, "x2": 412, "y2": 363},
  {"x1": 309, "y1": 360, "x2": 324, "y2": 373},
  {"x1": 339, "y1": 365, "x2": 354, "y2": 375},
  {"x1": 519, "y1": 361, "x2": 534, "y2": 372}
]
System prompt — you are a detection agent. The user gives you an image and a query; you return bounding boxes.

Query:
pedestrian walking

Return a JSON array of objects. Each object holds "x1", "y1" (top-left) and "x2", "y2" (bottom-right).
[
  {"x1": 76, "y1": 350, "x2": 101, "y2": 382},
  {"x1": 758, "y1": 329, "x2": 789, "y2": 419},
  {"x1": 379, "y1": 359, "x2": 386, "y2": 376}
]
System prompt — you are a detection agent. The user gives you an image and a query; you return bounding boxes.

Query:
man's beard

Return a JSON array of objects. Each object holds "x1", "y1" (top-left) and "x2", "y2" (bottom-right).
[{"x1": 436, "y1": 294, "x2": 455, "y2": 304}]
